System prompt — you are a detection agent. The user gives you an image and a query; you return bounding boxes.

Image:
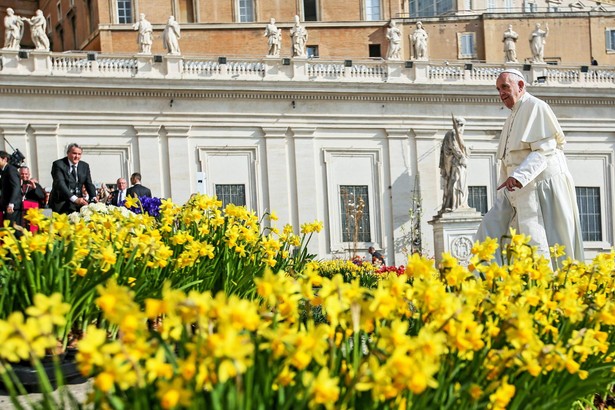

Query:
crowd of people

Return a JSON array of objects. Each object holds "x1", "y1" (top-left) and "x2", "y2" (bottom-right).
[{"x1": 0, "y1": 143, "x2": 152, "y2": 235}]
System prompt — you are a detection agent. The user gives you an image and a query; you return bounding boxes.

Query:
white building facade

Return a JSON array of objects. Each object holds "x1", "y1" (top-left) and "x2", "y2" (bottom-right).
[{"x1": 1, "y1": 51, "x2": 614, "y2": 264}]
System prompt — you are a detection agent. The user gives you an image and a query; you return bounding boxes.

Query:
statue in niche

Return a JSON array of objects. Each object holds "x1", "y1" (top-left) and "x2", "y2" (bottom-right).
[
  {"x1": 132, "y1": 13, "x2": 153, "y2": 54},
  {"x1": 264, "y1": 17, "x2": 281, "y2": 57},
  {"x1": 385, "y1": 20, "x2": 402, "y2": 60},
  {"x1": 411, "y1": 21, "x2": 428, "y2": 60},
  {"x1": 163, "y1": 15, "x2": 181, "y2": 55},
  {"x1": 3, "y1": 8, "x2": 25, "y2": 50},
  {"x1": 529, "y1": 23, "x2": 549, "y2": 63},
  {"x1": 25, "y1": 10, "x2": 49, "y2": 51},
  {"x1": 290, "y1": 15, "x2": 308, "y2": 57},
  {"x1": 439, "y1": 116, "x2": 469, "y2": 214},
  {"x1": 503, "y1": 24, "x2": 518, "y2": 63}
]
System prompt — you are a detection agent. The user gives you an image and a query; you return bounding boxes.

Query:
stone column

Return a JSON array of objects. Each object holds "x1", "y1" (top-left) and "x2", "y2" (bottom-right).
[
  {"x1": 164, "y1": 125, "x2": 191, "y2": 203},
  {"x1": 133, "y1": 125, "x2": 162, "y2": 198},
  {"x1": 290, "y1": 127, "x2": 322, "y2": 253},
  {"x1": 29, "y1": 124, "x2": 59, "y2": 188},
  {"x1": 385, "y1": 128, "x2": 412, "y2": 265},
  {"x1": 262, "y1": 127, "x2": 292, "y2": 226},
  {"x1": 428, "y1": 208, "x2": 483, "y2": 266}
]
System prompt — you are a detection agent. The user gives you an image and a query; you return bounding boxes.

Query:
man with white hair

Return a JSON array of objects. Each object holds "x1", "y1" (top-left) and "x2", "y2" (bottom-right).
[{"x1": 475, "y1": 69, "x2": 584, "y2": 264}]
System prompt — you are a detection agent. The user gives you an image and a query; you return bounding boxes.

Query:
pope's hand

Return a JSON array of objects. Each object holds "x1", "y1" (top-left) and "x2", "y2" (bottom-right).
[{"x1": 497, "y1": 177, "x2": 522, "y2": 191}]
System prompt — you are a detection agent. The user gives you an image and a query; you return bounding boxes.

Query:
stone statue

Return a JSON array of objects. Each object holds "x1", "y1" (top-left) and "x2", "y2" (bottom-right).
[
  {"x1": 530, "y1": 23, "x2": 549, "y2": 63},
  {"x1": 162, "y1": 15, "x2": 181, "y2": 55},
  {"x1": 290, "y1": 15, "x2": 308, "y2": 58},
  {"x1": 385, "y1": 20, "x2": 402, "y2": 60},
  {"x1": 132, "y1": 13, "x2": 153, "y2": 54},
  {"x1": 3, "y1": 8, "x2": 25, "y2": 50},
  {"x1": 264, "y1": 17, "x2": 281, "y2": 57},
  {"x1": 439, "y1": 116, "x2": 469, "y2": 214},
  {"x1": 503, "y1": 24, "x2": 518, "y2": 63},
  {"x1": 25, "y1": 10, "x2": 49, "y2": 51},
  {"x1": 411, "y1": 21, "x2": 428, "y2": 60}
]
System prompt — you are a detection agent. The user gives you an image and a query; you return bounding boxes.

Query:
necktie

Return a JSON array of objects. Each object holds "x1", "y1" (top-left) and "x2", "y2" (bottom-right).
[{"x1": 70, "y1": 165, "x2": 77, "y2": 181}]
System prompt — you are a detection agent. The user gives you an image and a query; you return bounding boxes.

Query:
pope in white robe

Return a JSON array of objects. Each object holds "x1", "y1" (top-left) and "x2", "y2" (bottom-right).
[{"x1": 475, "y1": 69, "x2": 584, "y2": 264}]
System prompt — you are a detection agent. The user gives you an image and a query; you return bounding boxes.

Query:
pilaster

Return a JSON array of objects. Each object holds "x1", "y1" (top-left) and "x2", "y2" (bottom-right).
[
  {"x1": 165, "y1": 125, "x2": 191, "y2": 203},
  {"x1": 262, "y1": 127, "x2": 292, "y2": 226},
  {"x1": 133, "y1": 125, "x2": 162, "y2": 198}
]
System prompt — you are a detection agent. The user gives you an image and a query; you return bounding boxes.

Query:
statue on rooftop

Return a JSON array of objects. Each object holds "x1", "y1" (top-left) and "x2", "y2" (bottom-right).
[
  {"x1": 385, "y1": 20, "x2": 402, "y2": 60},
  {"x1": 25, "y1": 9, "x2": 49, "y2": 51},
  {"x1": 290, "y1": 15, "x2": 308, "y2": 58},
  {"x1": 3, "y1": 8, "x2": 25, "y2": 50},
  {"x1": 530, "y1": 23, "x2": 549, "y2": 64},
  {"x1": 132, "y1": 13, "x2": 153, "y2": 54},
  {"x1": 503, "y1": 24, "x2": 518, "y2": 63},
  {"x1": 411, "y1": 21, "x2": 428, "y2": 60},
  {"x1": 163, "y1": 15, "x2": 181, "y2": 55},
  {"x1": 264, "y1": 17, "x2": 281, "y2": 57},
  {"x1": 439, "y1": 115, "x2": 469, "y2": 214}
]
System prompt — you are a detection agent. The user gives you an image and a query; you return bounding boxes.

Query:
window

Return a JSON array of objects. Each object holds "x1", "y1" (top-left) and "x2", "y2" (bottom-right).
[
  {"x1": 409, "y1": 0, "x2": 454, "y2": 17},
  {"x1": 368, "y1": 44, "x2": 381, "y2": 58},
  {"x1": 304, "y1": 0, "x2": 318, "y2": 21},
  {"x1": 57, "y1": 2, "x2": 62, "y2": 19},
  {"x1": 340, "y1": 186, "x2": 371, "y2": 243},
  {"x1": 238, "y1": 0, "x2": 254, "y2": 22},
  {"x1": 178, "y1": 0, "x2": 195, "y2": 22},
  {"x1": 116, "y1": 0, "x2": 133, "y2": 23},
  {"x1": 307, "y1": 45, "x2": 319, "y2": 58},
  {"x1": 458, "y1": 32, "x2": 476, "y2": 59},
  {"x1": 606, "y1": 29, "x2": 615, "y2": 51},
  {"x1": 468, "y1": 186, "x2": 488, "y2": 215},
  {"x1": 46, "y1": 15, "x2": 52, "y2": 33},
  {"x1": 464, "y1": 0, "x2": 472, "y2": 10},
  {"x1": 576, "y1": 187, "x2": 602, "y2": 241},
  {"x1": 524, "y1": 1, "x2": 537, "y2": 11},
  {"x1": 71, "y1": 15, "x2": 77, "y2": 49},
  {"x1": 487, "y1": 0, "x2": 495, "y2": 11},
  {"x1": 365, "y1": 0, "x2": 381, "y2": 20},
  {"x1": 216, "y1": 184, "x2": 246, "y2": 208}
]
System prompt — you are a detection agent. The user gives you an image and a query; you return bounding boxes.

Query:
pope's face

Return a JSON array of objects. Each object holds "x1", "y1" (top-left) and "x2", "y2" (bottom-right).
[{"x1": 496, "y1": 73, "x2": 524, "y2": 109}]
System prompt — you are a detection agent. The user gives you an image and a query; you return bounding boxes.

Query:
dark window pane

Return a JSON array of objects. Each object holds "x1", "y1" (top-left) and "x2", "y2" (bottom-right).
[
  {"x1": 468, "y1": 186, "x2": 488, "y2": 215},
  {"x1": 216, "y1": 184, "x2": 246, "y2": 208},
  {"x1": 340, "y1": 185, "x2": 371, "y2": 242},
  {"x1": 304, "y1": 0, "x2": 318, "y2": 21},
  {"x1": 576, "y1": 187, "x2": 602, "y2": 241}
]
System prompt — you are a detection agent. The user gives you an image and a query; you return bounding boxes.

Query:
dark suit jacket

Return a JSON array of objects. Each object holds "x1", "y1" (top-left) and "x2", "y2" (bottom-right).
[
  {"x1": 1, "y1": 163, "x2": 22, "y2": 212},
  {"x1": 22, "y1": 181, "x2": 45, "y2": 205},
  {"x1": 1, "y1": 163, "x2": 23, "y2": 227},
  {"x1": 108, "y1": 190, "x2": 127, "y2": 207},
  {"x1": 49, "y1": 157, "x2": 97, "y2": 214},
  {"x1": 127, "y1": 183, "x2": 152, "y2": 199}
]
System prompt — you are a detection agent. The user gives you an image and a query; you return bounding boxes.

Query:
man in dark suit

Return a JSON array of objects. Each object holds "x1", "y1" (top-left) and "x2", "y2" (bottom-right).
[
  {"x1": 127, "y1": 172, "x2": 152, "y2": 199},
  {"x1": 108, "y1": 177, "x2": 128, "y2": 206},
  {"x1": 0, "y1": 150, "x2": 23, "y2": 230},
  {"x1": 49, "y1": 143, "x2": 97, "y2": 214}
]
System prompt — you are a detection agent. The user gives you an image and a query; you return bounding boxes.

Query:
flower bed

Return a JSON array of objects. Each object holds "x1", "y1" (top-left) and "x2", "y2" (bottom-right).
[{"x1": 0, "y1": 198, "x2": 614, "y2": 409}]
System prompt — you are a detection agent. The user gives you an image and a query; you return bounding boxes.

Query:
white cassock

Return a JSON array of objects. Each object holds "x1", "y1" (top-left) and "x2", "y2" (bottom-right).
[{"x1": 475, "y1": 92, "x2": 584, "y2": 264}]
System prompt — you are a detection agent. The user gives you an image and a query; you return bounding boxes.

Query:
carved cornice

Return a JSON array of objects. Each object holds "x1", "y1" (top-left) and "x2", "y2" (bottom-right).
[{"x1": 1, "y1": 84, "x2": 612, "y2": 106}]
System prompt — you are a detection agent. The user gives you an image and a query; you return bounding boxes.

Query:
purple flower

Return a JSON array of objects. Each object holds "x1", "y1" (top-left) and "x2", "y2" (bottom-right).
[{"x1": 126, "y1": 196, "x2": 162, "y2": 217}]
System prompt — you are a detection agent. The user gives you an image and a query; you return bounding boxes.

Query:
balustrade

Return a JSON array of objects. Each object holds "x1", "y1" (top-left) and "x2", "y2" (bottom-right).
[{"x1": 1, "y1": 51, "x2": 613, "y2": 87}]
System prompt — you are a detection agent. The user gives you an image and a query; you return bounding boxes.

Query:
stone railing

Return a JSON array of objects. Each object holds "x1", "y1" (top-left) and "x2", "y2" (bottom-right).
[{"x1": 1, "y1": 49, "x2": 614, "y2": 87}]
